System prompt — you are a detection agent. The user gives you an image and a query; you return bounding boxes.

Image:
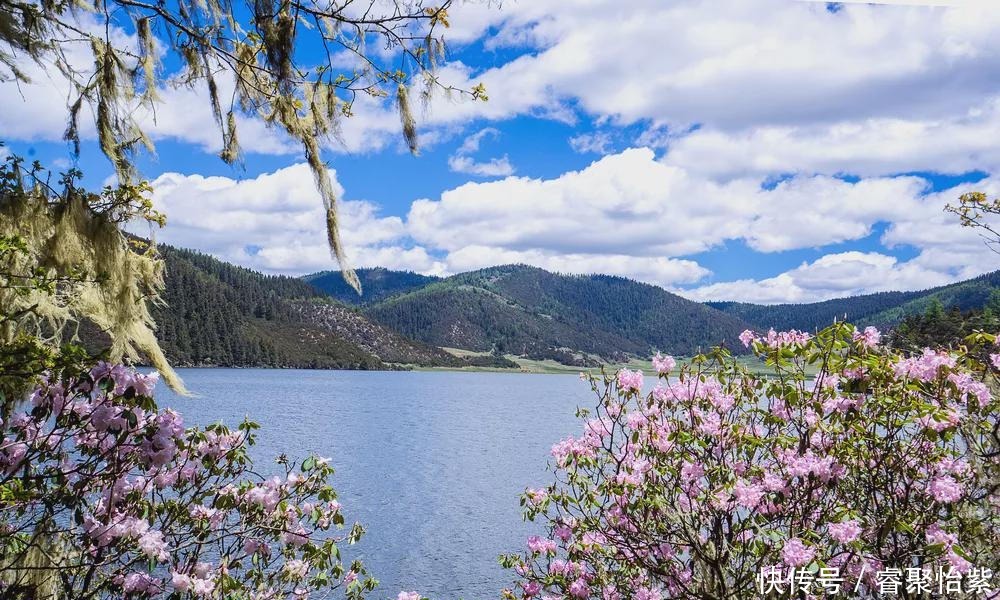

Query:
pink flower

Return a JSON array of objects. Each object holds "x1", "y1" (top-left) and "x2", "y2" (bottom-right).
[
  {"x1": 894, "y1": 349, "x2": 956, "y2": 382},
  {"x1": 569, "y1": 578, "x2": 590, "y2": 598},
  {"x1": 680, "y1": 461, "x2": 704, "y2": 482},
  {"x1": 554, "y1": 524, "x2": 573, "y2": 542},
  {"x1": 946, "y1": 551, "x2": 972, "y2": 574},
  {"x1": 762, "y1": 329, "x2": 812, "y2": 348},
  {"x1": 190, "y1": 577, "x2": 215, "y2": 597},
  {"x1": 523, "y1": 581, "x2": 541, "y2": 597},
  {"x1": 525, "y1": 488, "x2": 549, "y2": 506},
  {"x1": 283, "y1": 559, "x2": 309, "y2": 580},
  {"x1": 928, "y1": 475, "x2": 963, "y2": 503},
  {"x1": 617, "y1": 369, "x2": 644, "y2": 393},
  {"x1": 781, "y1": 538, "x2": 816, "y2": 567},
  {"x1": 926, "y1": 522, "x2": 958, "y2": 547},
  {"x1": 170, "y1": 572, "x2": 192, "y2": 592},
  {"x1": 733, "y1": 479, "x2": 765, "y2": 509},
  {"x1": 828, "y1": 519, "x2": 862, "y2": 544},
  {"x1": 123, "y1": 572, "x2": 161, "y2": 595},
  {"x1": 991, "y1": 353, "x2": 1000, "y2": 370},
  {"x1": 739, "y1": 330, "x2": 756, "y2": 348},
  {"x1": 397, "y1": 592, "x2": 421, "y2": 600},
  {"x1": 852, "y1": 326, "x2": 881, "y2": 347},
  {"x1": 527, "y1": 535, "x2": 557, "y2": 554},
  {"x1": 137, "y1": 528, "x2": 169, "y2": 562},
  {"x1": 635, "y1": 587, "x2": 661, "y2": 600},
  {"x1": 651, "y1": 353, "x2": 676, "y2": 374}
]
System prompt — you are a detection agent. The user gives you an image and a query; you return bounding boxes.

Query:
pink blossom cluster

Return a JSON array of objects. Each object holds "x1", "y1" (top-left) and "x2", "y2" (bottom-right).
[
  {"x1": 739, "y1": 328, "x2": 812, "y2": 349},
  {"x1": 651, "y1": 353, "x2": 676, "y2": 374},
  {"x1": 852, "y1": 326, "x2": 881, "y2": 347},
  {"x1": 827, "y1": 519, "x2": 863, "y2": 544},
  {"x1": 616, "y1": 369, "x2": 644, "y2": 393},
  {"x1": 0, "y1": 362, "x2": 372, "y2": 599},
  {"x1": 507, "y1": 324, "x2": 1000, "y2": 599},
  {"x1": 893, "y1": 348, "x2": 957, "y2": 382}
]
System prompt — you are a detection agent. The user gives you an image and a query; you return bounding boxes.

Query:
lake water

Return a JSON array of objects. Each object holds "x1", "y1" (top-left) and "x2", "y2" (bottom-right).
[{"x1": 154, "y1": 369, "x2": 588, "y2": 600}]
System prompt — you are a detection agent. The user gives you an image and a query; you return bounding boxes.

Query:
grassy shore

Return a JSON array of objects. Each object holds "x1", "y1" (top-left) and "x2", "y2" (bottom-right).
[{"x1": 404, "y1": 348, "x2": 802, "y2": 377}]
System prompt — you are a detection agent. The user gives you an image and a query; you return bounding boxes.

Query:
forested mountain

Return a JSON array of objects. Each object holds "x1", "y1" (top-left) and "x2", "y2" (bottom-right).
[
  {"x1": 111, "y1": 249, "x2": 1000, "y2": 371},
  {"x1": 362, "y1": 265, "x2": 751, "y2": 362},
  {"x1": 886, "y1": 296, "x2": 1000, "y2": 353},
  {"x1": 140, "y1": 246, "x2": 501, "y2": 369},
  {"x1": 708, "y1": 270, "x2": 1000, "y2": 332},
  {"x1": 303, "y1": 268, "x2": 440, "y2": 305}
]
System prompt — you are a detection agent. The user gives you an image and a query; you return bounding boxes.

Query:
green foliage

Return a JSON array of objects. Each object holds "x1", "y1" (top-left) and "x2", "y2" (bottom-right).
[
  {"x1": 363, "y1": 264, "x2": 751, "y2": 364},
  {"x1": 303, "y1": 268, "x2": 441, "y2": 305},
  {"x1": 887, "y1": 303, "x2": 999, "y2": 356},
  {"x1": 102, "y1": 245, "x2": 508, "y2": 369}
]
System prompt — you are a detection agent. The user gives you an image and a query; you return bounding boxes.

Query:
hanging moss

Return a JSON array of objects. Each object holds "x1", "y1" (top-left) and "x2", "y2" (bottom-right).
[
  {"x1": 0, "y1": 521, "x2": 74, "y2": 599},
  {"x1": 0, "y1": 166, "x2": 187, "y2": 394}
]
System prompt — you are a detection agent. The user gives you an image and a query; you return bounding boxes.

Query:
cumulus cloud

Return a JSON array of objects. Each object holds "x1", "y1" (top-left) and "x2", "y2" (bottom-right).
[
  {"x1": 443, "y1": 246, "x2": 709, "y2": 287},
  {"x1": 139, "y1": 146, "x2": 999, "y2": 301},
  {"x1": 146, "y1": 164, "x2": 439, "y2": 275},
  {"x1": 447, "y1": 128, "x2": 515, "y2": 177},
  {"x1": 661, "y1": 98, "x2": 1000, "y2": 179},
  {"x1": 568, "y1": 132, "x2": 613, "y2": 154},
  {"x1": 437, "y1": 0, "x2": 1000, "y2": 130},
  {"x1": 408, "y1": 148, "x2": 997, "y2": 299},
  {"x1": 409, "y1": 148, "x2": 933, "y2": 257},
  {"x1": 679, "y1": 251, "x2": 967, "y2": 304},
  {"x1": 10, "y1": 0, "x2": 1000, "y2": 165}
]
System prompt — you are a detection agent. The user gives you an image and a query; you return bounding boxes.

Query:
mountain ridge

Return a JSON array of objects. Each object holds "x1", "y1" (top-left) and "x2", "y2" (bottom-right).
[
  {"x1": 310, "y1": 265, "x2": 1000, "y2": 355},
  {"x1": 108, "y1": 252, "x2": 1000, "y2": 372},
  {"x1": 707, "y1": 270, "x2": 1000, "y2": 332},
  {"x1": 141, "y1": 246, "x2": 510, "y2": 370},
  {"x1": 358, "y1": 264, "x2": 752, "y2": 362}
]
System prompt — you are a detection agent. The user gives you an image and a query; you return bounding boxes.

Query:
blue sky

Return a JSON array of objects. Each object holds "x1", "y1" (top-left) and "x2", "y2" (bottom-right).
[{"x1": 3, "y1": 0, "x2": 1000, "y2": 303}]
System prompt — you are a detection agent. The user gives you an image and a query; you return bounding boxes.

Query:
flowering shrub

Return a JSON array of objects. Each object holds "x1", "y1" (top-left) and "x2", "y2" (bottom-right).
[
  {"x1": 0, "y1": 362, "x2": 376, "y2": 599},
  {"x1": 503, "y1": 323, "x2": 1000, "y2": 599}
]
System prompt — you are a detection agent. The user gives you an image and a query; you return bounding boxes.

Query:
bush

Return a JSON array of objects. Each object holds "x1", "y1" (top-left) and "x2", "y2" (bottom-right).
[
  {"x1": 503, "y1": 324, "x2": 1000, "y2": 599},
  {"x1": 0, "y1": 362, "x2": 376, "y2": 599}
]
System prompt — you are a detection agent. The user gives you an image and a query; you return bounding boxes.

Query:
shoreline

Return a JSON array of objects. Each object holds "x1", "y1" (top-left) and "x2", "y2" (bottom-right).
[{"x1": 147, "y1": 354, "x2": 786, "y2": 377}]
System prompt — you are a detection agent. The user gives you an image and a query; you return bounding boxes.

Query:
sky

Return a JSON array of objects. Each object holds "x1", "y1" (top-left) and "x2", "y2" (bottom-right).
[{"x1": 4, "y1": 0, "x2": 1000, "y2": 304}]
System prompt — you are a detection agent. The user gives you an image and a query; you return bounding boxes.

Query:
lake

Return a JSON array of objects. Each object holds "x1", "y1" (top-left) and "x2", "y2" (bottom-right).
[{"x1": 154, "y1": 369, "x2": 588, "y2": 600}]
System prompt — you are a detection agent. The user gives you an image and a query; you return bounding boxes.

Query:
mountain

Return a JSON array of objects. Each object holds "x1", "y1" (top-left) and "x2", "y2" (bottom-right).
[
  {"x1": 143, "y1": 246, "x2": 509, "y2": 369},
  {"x1": 707, "y1": 270, "x2": 1000, "y2": 332},
  {"x1": 303, "y1": 268, "x2": 440, "y2": 305},
  {"x1": 361, "y1": 264, "x2": 751, "y2": 363}
]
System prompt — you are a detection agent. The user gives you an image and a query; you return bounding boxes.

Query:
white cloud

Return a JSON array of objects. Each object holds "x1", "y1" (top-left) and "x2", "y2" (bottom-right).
[
  {"x1": 6, "y1": 0, "x2": 1000, "y2": 180},
  {"x1": 568, "y1": 132, "x2": 613, "y2": 154},
  {"x1": 798, "y1": 1, "x2": 987, "y2": 6},
  {"x1": 438, "y1": 0, "x2": 1000, "y2": 130},
  {"x1": 146, "y1": 164, "x2": 437, "y2": 275},
  {"x1": 136, "y1": 146, "x2": 1000, "y2": 302},
  {"x1": 661, "y1": 98, "x2": 1000, "y2": 179},
  {"x1": 409, "y1": 148, "x2": 933, "y2": 258},
  {"x1": 409, "y1": 147, "x2": 998, "y2": 300},
  {"x1": 447, "y1": 128, "x2": 515, "y2": 177},
  {"x1": 679, "y1": 251, "x2": 969, "y2": 304},
  {"x1": 443, "y1": 246, "x2": 709, "y2": 288}
]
